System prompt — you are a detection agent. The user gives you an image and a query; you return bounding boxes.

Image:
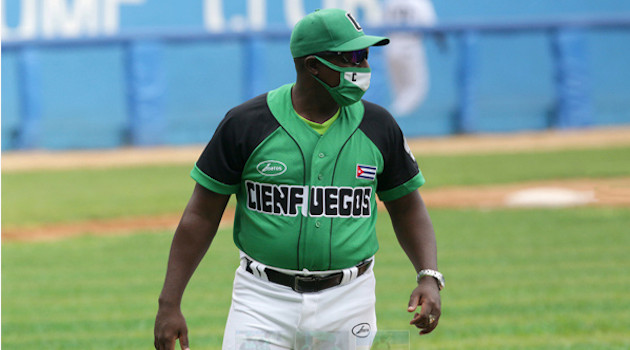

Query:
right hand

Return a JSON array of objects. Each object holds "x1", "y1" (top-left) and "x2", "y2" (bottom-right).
[
  {"x1": 154, "y1": 304, "x2": 190, "y2": 350},
  {"x1": 407, "y1": 277, "x2": 441, "y2": 335}
]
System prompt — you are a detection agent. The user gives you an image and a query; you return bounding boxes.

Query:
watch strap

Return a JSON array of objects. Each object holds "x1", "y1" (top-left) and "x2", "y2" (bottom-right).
[{"x1": 416, "y1": 269, "x2": 445, "y2": 290}]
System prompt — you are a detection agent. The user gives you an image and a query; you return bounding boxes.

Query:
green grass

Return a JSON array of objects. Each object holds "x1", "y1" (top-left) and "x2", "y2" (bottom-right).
[
  {"x1": 2, "y1": 145, "x2": 630, "y2": 348},
  {"x1": 3, "y1": 208, "x2": 630, "y2": 349},
  {"x1": 2, "y1": 146, "x2": 629, "y2": 228},
  {"x1": 377, "y1": 207, "x2": 630, "y2": 349},
  {"x1": 2, "y1": 165, "x2": 194, "y2": 227},
  {"x1": 417, "y1": 146, "x2": 630, "y2": 189},
  {"x1": 1, "y1": 229, "x2": 238, "y2": 349}
]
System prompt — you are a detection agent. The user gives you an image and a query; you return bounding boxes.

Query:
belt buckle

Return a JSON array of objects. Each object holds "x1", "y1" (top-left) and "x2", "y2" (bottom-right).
[{"x1": 293, "y1": 275, "x2": 319, "y2": 293}]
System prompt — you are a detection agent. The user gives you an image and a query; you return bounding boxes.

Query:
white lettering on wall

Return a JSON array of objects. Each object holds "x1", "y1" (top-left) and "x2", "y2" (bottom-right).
[
  {"x1": 203, "y1": 0, "x2": 224, "y2": 32},
  {"x1": 1, "y1": 0, "x2": 146, "y2": 40},
  {"x1": 283, "y1": 0, "x2": 305, "y2": 28},
  {"x1": 204, "y1": 0, "x2": 267, "y2": 32},
  {"x1": 248, "y1": 0, "x2": 265, "y2": 31},
  {"x1": 2, "y1": 0, "x2": 384, "y2": 40},
  {"x1": 341, "y1": 0, "x2": 382, "y2": 25},
  {"x1": 41, "y1": 0, "x2": 99, "y2": 38},
  {"x1": 2, "y1": 0, "x2": 38, "y2": 39}
]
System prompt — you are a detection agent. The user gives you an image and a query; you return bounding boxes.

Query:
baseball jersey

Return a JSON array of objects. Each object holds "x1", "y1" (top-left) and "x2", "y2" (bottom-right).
[{"x1": 191, "y1": 83, "x2": 425, "y2": 271}]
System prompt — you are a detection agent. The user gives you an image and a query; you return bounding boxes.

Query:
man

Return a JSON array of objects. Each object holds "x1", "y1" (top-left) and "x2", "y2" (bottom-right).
[
  {"x1": 383, "y1": 0, "x2": 439, "y2": 117},
  {"x1": 154, "y1": 8, "x2": 443, "y2": 350}
]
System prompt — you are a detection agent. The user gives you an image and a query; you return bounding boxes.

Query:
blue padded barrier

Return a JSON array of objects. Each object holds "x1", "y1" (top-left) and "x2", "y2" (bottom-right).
[
  {"x1": 551, "y1": 28, "x2": 594, "y2": 128},
  {"x1": 124, "y1": 40, "x2": 167, "y2": 146},
  {"x1": 15, "y1": 47, "x2": 43, "y2": 149},
  {"x1": 3, "y1": 16, "x2": 630, "y2": 150}
]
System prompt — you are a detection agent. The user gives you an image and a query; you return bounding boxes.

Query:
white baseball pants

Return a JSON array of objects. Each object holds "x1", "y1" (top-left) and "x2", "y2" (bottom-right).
[{"x1": 221, "y1": 255, "x2": 377, "y2": 349}]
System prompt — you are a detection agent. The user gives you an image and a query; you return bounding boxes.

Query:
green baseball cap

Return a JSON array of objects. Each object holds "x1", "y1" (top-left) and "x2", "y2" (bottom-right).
[{"x1": 290, "y1": 8, "x2": 389, "y2": 58}]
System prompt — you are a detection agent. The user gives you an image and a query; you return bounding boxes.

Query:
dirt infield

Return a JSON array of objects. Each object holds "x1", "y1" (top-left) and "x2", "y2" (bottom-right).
[
  {"x1": 2, "y1": 127, "x2": 629, "y2": 242},
  {"x1": 1, "y1": 210, "x2": 236, "y2": 242},
  {"x1": 3, "y1": 177, "x2": 628, "y2": 242}
]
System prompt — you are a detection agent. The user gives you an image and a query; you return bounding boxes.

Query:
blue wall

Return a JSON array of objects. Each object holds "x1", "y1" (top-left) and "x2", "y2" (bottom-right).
[{"x1": 2, "y1": 0, "x2": 630, "y2": 150}]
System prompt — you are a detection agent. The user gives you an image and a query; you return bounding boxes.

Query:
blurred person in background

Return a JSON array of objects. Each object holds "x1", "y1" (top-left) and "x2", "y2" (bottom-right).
[{"x1": 383, "y1": 0, "x2": 442, "y2": 117}]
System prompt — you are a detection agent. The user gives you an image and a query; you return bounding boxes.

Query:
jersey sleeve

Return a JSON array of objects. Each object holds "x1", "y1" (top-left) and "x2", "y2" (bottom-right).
[
  {"x1": 191, "y1": 93, "x2": 279, "y2": 194},
  {"x1": 191, "y1": 111, "x2": 245, "y2": 195},
  {"x1": 359, "y1": 101, "x2": 426, "y2": 202}
]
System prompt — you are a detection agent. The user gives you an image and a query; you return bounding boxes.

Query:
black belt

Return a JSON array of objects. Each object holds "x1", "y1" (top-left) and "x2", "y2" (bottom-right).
[{"x1": 244, "y1": 258, "x2": 372, "y2": 293}]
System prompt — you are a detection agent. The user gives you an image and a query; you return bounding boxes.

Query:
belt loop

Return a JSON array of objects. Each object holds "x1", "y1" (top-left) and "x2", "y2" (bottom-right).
[
  {"x1": 349, "y1": 266, "x2": 359, "y2": 281},
  {"x1": 248, "y1": 259, "x2": 269, "y2": 282},
  {"x1": 340, "y1": 265, "x2": 359, "y2": 285},
  {"x1": 340, "y1": 269, "x2": 352, "y2": 284}
]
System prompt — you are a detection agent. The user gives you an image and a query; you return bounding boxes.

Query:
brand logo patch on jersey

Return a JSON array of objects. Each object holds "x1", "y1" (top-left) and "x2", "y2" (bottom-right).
[
  {"x1": 257, "y1": 160, "x2": 287, "y2": 176},
  {"x1": 356, "y1": 164, "x2": 377, "y2": 181}
]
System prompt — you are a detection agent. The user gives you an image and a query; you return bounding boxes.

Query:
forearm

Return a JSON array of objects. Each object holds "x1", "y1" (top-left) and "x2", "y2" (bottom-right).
[
  {"x1": 385, "y1": 190, "x2": 438, "y2": 272},
  {"x1": 385, "y1": 190, "x2": 442, "y2": 333},
  {"x1": 158, "y1": 213, "x2": 218, "y2": 306},
  {"x1": 158, "y1": 185, "x2": 230, "y2": 307}
]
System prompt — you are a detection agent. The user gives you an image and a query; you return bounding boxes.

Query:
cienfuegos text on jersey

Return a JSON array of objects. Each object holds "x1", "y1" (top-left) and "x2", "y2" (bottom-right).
[{"x1": 245, "y1": 180, "x2": 372, "y2": 218}]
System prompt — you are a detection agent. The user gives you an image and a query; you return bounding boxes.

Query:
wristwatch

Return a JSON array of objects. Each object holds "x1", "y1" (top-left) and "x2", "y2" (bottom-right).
[{"x1": 416, "y1": 269, "x2": 445, "y2": 291}]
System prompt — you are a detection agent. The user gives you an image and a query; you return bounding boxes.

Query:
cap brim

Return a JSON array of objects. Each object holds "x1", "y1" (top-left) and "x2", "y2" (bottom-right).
[{"x1": 330, "y1": 35, "x2": 390, "y2": 52}]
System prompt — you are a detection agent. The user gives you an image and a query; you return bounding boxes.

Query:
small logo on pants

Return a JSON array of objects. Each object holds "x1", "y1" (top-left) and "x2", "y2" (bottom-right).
[{"x1": 352, "y1": 323, "x2": 371, "y2": 338}]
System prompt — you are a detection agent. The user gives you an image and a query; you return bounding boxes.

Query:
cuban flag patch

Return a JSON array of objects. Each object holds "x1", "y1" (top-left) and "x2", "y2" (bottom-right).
[{"x1": 356, "y1": 164, "x2": 377, "y2": 181}]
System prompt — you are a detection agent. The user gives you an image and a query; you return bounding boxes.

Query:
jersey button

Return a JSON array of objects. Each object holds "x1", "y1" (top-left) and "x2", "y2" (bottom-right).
[
  {"x1": 318, "y1": 152, "x2": 325, "y2": 158},
  {"x1": 317, "y1": 174, "x2": 323, "y2": 180},
  {"x1": 315, "y1": 221, "x2": 321, "y2": 228}
]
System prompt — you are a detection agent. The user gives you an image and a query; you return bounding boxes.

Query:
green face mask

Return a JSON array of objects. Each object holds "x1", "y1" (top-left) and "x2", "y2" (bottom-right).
[{"x1": 312, "y1": 56, "x2": 372, "y2": 106}]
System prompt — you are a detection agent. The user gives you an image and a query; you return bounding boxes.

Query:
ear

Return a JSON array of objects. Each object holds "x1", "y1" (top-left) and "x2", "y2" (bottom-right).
[{"x1": 304, "y1": 56, "x2": 320, "y2": 75}]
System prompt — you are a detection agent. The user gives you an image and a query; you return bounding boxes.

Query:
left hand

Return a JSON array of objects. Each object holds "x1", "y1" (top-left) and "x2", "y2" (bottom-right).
[{"x1": 407, "y1": 277, "x2": 442, "y2": 335}]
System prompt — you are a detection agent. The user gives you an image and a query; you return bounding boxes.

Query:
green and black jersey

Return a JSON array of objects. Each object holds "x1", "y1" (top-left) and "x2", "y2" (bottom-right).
[{"x1": 192, "y1": 83, "x2": 425, "y2": 271}]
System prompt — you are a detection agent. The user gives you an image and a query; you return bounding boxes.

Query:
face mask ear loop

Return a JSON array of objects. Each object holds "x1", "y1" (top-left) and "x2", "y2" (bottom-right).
[
  {"x1": 310, "y1": 56, "x2": 344, "y2": 89},
  {"x1": 311, "y1": 73, "x2": 335, "y2": 89}
]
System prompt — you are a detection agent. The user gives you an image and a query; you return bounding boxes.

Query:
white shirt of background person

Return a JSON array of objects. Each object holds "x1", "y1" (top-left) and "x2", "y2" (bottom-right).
[{"x1": 383, "y1": 0, "x2": 437, "y2": 117}]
